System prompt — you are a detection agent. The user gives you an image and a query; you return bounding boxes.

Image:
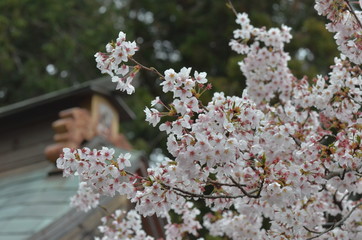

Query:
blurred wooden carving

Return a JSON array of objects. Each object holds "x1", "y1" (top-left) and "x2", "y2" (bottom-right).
[{"x1": 44, "y1": 94, "x2": 132, "y2": 163}]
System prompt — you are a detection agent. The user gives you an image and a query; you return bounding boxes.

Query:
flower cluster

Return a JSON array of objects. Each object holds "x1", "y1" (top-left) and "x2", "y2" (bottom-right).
[
  {"x1": 94, "y1": 31, "x2": 139, "y2": 94},
  {"x1": 57, "y1": 148, "x2": 203, "y2": 239},
  {"x1": 95, "y1": 202, "x2": 202, "y2": 240},
  {"x1": 57, "y1": 147, "x2": 133, "y2": 199},
  {"x1": 70, "y1": 181, "x2": 100, "y2": 212},
  {"x1": 57, "y1": 1, "x2": 362, "y2": 239},
  {"x1": 293, "y1": 55, "x2": 362, "y2": 124},
  {"x1": 315, "y1": 0, "x2": 362, "y2": 64},
  {"x1": 164, "y1": 202, "x2": 202, "y2": 240},
  {"x1": 95, "y1": 210, "x2": 154, "y2": 240},
  {"x1": 230, "y1": 13, "x2": 293, "y2": 105},
  {"x1": 144, "y1": 67, "x2": 210, "y2": 130}
]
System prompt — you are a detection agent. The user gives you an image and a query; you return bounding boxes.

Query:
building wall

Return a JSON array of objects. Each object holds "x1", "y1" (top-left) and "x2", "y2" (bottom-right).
[{"x1": 0, "y1": 117, "x2": 54, "y2": 173}]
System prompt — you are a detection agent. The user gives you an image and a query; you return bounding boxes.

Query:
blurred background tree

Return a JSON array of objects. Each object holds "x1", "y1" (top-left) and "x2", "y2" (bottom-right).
[{"x1": 0, "y1": 0, "x2": 338, "y2": 154}]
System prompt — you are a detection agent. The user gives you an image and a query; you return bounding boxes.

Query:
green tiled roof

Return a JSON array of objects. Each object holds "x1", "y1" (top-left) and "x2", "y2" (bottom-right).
[
  {"x1": 0, "y1": 149, "x2": 143, "y2": 240},
  {"x1": 0, "y1": 162, "x2": 79, "y2": 240}
]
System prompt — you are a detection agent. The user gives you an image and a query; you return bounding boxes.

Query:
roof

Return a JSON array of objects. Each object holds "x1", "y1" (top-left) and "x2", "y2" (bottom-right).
[
  {"x1": 0, "y1": 77, "x2": 136, "y2": 128},
  {"x1": 0, "y1": 148, "x2": 144, "y2": 240},
  {"x1": 0, "y1": 78, "x2": 148, "y2": 239}
]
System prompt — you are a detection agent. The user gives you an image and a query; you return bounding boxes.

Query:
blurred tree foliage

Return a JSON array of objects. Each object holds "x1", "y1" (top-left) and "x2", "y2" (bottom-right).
[
  {"x1": 0, "y1": 0, "x2": 126, "y2": 104},
  {"x1": 0, "y1": 0, "x2": 338, "y2": 153}
]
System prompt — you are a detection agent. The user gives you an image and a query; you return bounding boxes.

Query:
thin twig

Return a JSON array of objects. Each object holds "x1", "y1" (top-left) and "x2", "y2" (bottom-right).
[
  {"x1": 255, "y1": 178, "x2": 264, "y2": 198},
  {"x1": 124, "y1": 170, "x2": 144, "y2": 179},
  {"x1": 162, "y1": 183, "x2": 246, "y2": 199},
  {"x1": 226, "y1": 0, "x2": 238, "y2": 17},
  {"x1": 301, "y1": 109, "x2": 311, "y2": 127},
  {"x1": 325, "y1": 163, "x2": 362, "y2": 180},
  {"x1": 129, "y1": 57, "x2": 165, "y2": 79},
  {"x1": 305, "y1": 201, "x2": 362, "y2": 240},
  {"x1": 98, "y1": 204, "x2": 112, "y2": 215},
  {"x1": 345, "y1": 0, "x2": 362, "y2": 30},
  {"x1": 304, "y1": 223, "x2": 336, "y2": 239},
  {"x1": 289, "y1": 134, "x2": 301, "y2": 147},
  {"x1": 172, "y1": 185, "x2": 245, "y2": 199},
  {"x1": 230, "y1": 177, "x2": 262, "y2": 198},
  {"x1": 206, "y1": 178, "x2": 247, "y2": 188}
]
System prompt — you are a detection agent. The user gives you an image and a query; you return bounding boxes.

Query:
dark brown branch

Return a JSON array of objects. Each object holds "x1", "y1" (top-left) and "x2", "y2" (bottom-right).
[
  {"x1": 255, "y1": 178, "x2": 264, "y2": 198},
  {"x1": 333, "y1": 190, "x2": 344, "y2": 211},
  {"x1": 325, "y1": 163, "x2": 362, "y2": 180},
  {"x1": 345, "y1": 0, "x2": 362, "y2": 30},
  {"x1": 125, "y1": 170, "x2": 258, "y2": 199},
  {"x1": 168, "y1": 185, "x2": 246, "y2": 199},
  {"x1": 230, "y1": 177, "x2": 262, "y2": 198},
  {"x1": 301, "y1": 109, "x2": 311, "y2": 127},
  {"x1": 305, "y1": 201, "x2": 362, "y2": 240},
  {"x1": 289, "y1": 134, "x2": 301, "y2": 147},
  {"x1": 304, "y1": 224, "x2": 336, "y2": 239},
  {"x1": 206, "y1": 179, "x2": 247, "y2": 188}
]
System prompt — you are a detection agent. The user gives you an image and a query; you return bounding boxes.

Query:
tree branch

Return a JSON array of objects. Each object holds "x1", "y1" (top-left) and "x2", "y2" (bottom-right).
[
  {"x1": 129, "y1": 56, "x2": 164, "y2": 79},
  {"x1": 230, "y1": 176, "x2": 262, "y2": 198},
  {"x1": 305, "y1": 201, "x2": 362, "y2": 240},
  {"x1": 325, "y1": 163, "x2": 362, "y2": 180},
  {"x1": 345, "y1": 0, "x2": 362, "y2": 30},
  {"x1": 170, "y1": 185, "x2": 246, "y2": 199},
  {"x1": 206, "y1": 178, "x2": 246, "y2": 188},
  {"x1": 226, "y1": 0, "x2": 238, "y2": 17}
]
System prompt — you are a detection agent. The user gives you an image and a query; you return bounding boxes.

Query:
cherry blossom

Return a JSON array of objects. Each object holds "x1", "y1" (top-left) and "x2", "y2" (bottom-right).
[
  {"x1": 116, "y1": 153, "x2": 131, "y2": 170},
  {"x1": 94, "y1": 31, "x2": 139, "y2": 94},
  {"x1": 95, "y1": 210, "x2": 154, "y2": 240},
  {"x1": 56, "y1": 1, "x2": 362, "y2": 239},
  {"x1": 70, "y1": 182, "x2": 100, "y2": 212},
  {"x1": 315, "y1": 0, "x2": 362, "y2": 64}
]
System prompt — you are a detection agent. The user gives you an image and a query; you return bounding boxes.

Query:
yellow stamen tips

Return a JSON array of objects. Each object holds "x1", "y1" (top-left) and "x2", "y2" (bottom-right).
[{"x1": 168, "y1": 108, "x2": 177, "y2": 116}]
